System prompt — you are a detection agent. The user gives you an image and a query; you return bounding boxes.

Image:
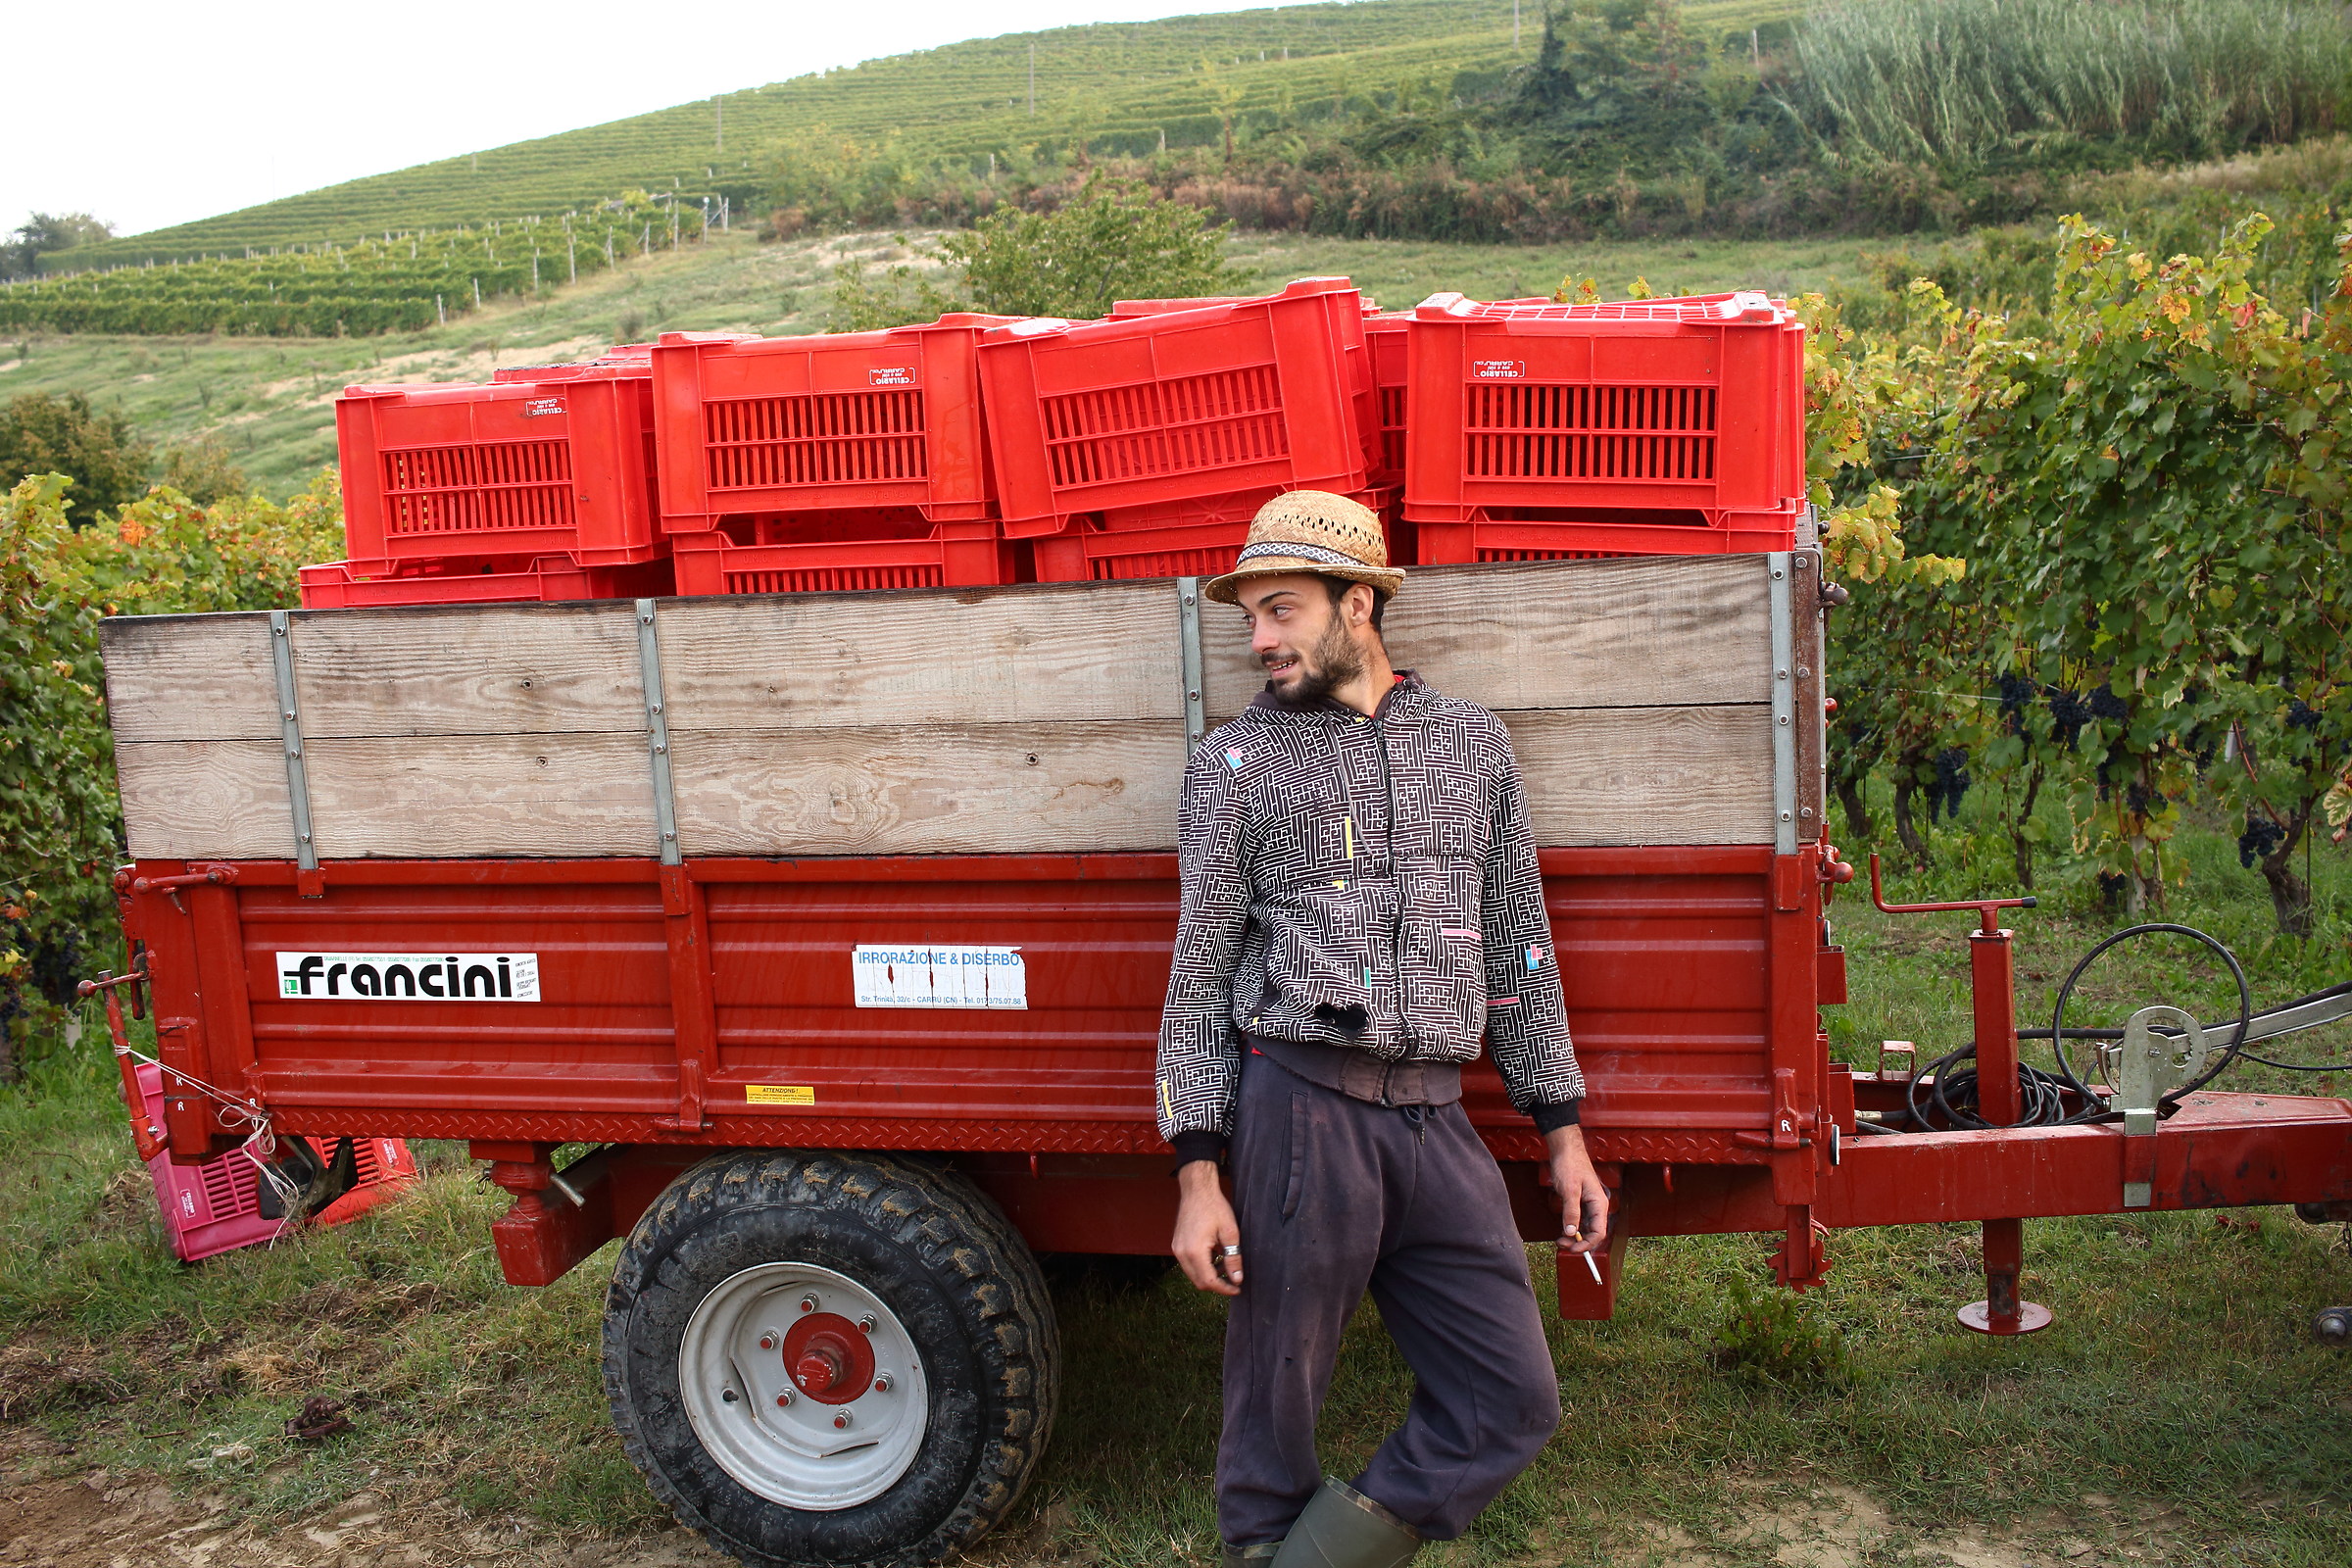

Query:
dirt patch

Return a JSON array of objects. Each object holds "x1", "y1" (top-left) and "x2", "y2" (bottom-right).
[
  {"x1": 1608, "y1": 1483, "x2": 2195, "y2": 1568},
  {"x1": 0, "y1": 1453, "x2": 730, "y2": 1568}
]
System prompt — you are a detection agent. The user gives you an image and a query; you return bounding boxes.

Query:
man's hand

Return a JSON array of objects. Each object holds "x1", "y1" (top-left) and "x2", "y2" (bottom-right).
[
  {"x1": 1544, "y1": 1124, "x2": 1610, "y2": 1253},
  {"x1": 1172, "y1": 1159, "x2": 1243, "y2": 1296}
]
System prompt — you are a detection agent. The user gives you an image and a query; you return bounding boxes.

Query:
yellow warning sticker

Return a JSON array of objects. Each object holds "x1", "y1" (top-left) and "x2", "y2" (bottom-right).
[{"x1": 746, "y1": 1084, "x2": 816, "y2": 1105}]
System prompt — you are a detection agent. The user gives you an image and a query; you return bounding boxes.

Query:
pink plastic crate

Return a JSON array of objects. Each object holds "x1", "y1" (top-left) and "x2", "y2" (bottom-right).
[
  {"x1": 1403, "y1": 290, "x2": 1805, "y2": 560},
  {"x1": 979, "y1": 278, "x2": 1373, "y2": 538},
  {"x1": 299, "y1": 554, "x2": 673, "y2": 608},
  {"x1": 132, "y1": 1063, "x2": 417, "y2": 1263},
  {"x1": 335, "y1": 362, "x2": 662, "y2": 570}
]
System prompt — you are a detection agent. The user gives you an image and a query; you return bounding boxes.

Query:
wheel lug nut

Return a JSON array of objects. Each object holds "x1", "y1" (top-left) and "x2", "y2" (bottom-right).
[
  {"x1": 857, "y1": 1314, "x2": 876, "y2": 1333},
  {"x1": 758, "y1": 1333, "x2": 777, "y2": 1351},
  {"x1": 775, "y1": 1390, "x2": 793, "y2": 1407},
  {"x1": 872, "y1": 1374, "x2": 892, "y2": 1394},
  {"x1": 800, "y1": 1295, "x2": 818, "y2": 1314},
  {"x1": 833, "y1": 1412, "x2": 851, "y2": 1430}
]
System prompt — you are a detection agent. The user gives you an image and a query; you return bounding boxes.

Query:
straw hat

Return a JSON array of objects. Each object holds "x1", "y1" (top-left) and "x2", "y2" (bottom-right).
[{"x1": 1202, "y1": 490, "x2": 1404, "y2": 605}]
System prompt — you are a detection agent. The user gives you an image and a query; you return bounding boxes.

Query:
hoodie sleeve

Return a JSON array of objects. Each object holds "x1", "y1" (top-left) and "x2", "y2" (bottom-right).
[
  {"x1": 1155, "y1": 741, "x2": 1256, "y2": 1149},
  {"x1": 1479, "y1": 731, "x2": 1586, "y2": 1127}
]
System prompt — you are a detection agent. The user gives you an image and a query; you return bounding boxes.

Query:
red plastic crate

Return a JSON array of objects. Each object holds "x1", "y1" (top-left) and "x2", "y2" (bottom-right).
[
  {"x1": 299, "y1": 553, "x2": 674, "y2": 608},
  {"x1": 335, "y1": 363, "x2": 662, "y2": 570},
  {"x1": 132, "y1": 1063, "x2": 416, "y2": 1263},
  {"x1": 489, "y1": 343, "x2": 653, "y2": 384},
  {"x1": 671, "y1": 514, "x2": 1010, "y2": 596},
  {"x1": 652, "y1": 317, "x2": 1009, "y2": 536},
  {"x1": 1031, "y1": 484, "x2": 1394, "y2": 583},
  {"x1": 1364, "y1": 310, "x2": 1410, "y2": 486},
  {"x1": 1403, "y1": 290, "x2": 1805, "y2": 560},
  {"x1": 979, "y1": 277, "x2": 1373, "y2": 538}
]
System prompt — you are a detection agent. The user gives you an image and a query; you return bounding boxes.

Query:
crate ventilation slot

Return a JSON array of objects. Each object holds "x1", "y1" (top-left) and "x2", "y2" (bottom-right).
[{"x1": 705, "y1": 390, "x2": 929, "y2": 490}]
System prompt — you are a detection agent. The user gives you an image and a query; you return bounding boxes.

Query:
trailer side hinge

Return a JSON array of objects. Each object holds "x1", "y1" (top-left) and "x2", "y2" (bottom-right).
[
  {"x1": 268, "y1": 610, "x2": 321, "y2": 882},
  {"x1": 636, "y1": 599, "x2": 683, "y2": 866},
  {"x1": 1766, "y1": 553, "x2": 1798, "y2": 856},
  {"x1": 1176, "y1": 576, "x2": 1206, "y2": 749}
]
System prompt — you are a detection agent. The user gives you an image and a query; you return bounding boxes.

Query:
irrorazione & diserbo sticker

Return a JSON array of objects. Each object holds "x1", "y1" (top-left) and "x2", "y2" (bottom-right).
[{"x1": 852, "y1": 945, "x2": 1026, "y2": 1009}]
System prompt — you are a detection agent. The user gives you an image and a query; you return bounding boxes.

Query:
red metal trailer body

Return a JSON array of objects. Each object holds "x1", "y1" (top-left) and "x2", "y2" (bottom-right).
[{"x1": 113, "y1": 845, "x2": 2352, "y2": 1300}]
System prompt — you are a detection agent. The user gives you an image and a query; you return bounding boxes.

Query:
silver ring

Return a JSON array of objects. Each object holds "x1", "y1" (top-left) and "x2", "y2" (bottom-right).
[{"x1": 1218, "y1": 1245, "x2": 1242, "y2": 1258}]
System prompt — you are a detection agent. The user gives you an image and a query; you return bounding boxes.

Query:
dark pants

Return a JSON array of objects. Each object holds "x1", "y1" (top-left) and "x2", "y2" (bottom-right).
[{"x1": 1218, "y1": 1050, "x2": 1563, "y2": 1546}]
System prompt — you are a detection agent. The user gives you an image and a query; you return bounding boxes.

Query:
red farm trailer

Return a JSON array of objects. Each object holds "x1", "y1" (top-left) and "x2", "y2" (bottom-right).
[{"x1": 91, "y1": 545, "x2": 2352, "y2": 1568}]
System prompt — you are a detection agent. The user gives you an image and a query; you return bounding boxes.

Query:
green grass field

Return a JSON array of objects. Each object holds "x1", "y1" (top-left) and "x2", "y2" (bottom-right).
[
  {"x1": 0, "y1": 225, "x2": 1890, "y2": 503},
  {"x1": 3, "y1": 807, "x2": 2345, "y2": 1566},
  {"x1": 56, "y1": 0, "x2": 1806, "y2": 270}
]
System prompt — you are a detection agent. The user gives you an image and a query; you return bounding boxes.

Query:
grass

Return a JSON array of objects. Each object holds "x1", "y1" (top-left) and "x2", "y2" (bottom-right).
[
  {"x1": 3, "y1": 809, "x2": 2346, "y2": 1564},
  {"x1": 56, "y1": 0, "x2": 1807, "y2": 269},
  {"x1": 0, "y1": 225, "x2": 1888, "y2": 502}
]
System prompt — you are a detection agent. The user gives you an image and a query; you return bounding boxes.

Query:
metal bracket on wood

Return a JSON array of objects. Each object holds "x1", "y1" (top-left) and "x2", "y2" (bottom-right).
[
  {"x1": 1766, "y1": 553, "x2": 1797, "y2": 855},
  {"x1": 1176, "y1": 576, "x2": 1206, "y2": 749},
  {"x1": 636, "y1": 599, "x2": 682, "y2": 866},
  {"x1": 267, "y1": 610, "x2": 320, "y2": 878},
  {"x1": 2117, "y1": 1004, "x2": 2208, "y2": 1208}
]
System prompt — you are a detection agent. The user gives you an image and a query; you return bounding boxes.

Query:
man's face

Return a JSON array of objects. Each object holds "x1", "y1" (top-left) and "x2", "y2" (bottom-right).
[{"x1": 1239, "y1": 574, "x2": 1366, "y2": 709}]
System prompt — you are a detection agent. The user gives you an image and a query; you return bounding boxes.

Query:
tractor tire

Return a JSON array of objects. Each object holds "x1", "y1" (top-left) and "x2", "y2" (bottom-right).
[{"x1": 603, "y1": 1150, "x2": 1059, "y2": 1567}]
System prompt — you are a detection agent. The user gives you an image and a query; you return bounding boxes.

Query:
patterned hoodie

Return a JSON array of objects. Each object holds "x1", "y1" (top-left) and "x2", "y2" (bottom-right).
[{"x1": 1154, "y1": 670, "x2": 1585, "y2": 1153}]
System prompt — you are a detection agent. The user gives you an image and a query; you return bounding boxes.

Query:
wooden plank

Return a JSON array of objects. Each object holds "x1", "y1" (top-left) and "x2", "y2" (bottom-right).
[
  {"x1": 115, "y1": 740, "x2": 294, "y2": 859},
  {"x1": 111, "y1": 705, "x2": 1770, "y2": 858},
  {"x1": 303, "y1": 734, "x2": 659, "y2": 858},
  {"x1": 100, "y1": 615, "x2": 277, "y2": 743},
  {"x1": 670, "y1": 722, "x2": 1189, "y2": 857},
  {"x1": 1201, "y1": 555, "x2": 1770, "y2": 718},
  {"x1": 657, "y1": 580, "x2": 1185, "y2": 729},
  {"x1": 290, "y1": 602, "x2": 646, "y2": 738},
  {"x1": 1504, "y1": 705, "x2": 1776, "y2": 847}
]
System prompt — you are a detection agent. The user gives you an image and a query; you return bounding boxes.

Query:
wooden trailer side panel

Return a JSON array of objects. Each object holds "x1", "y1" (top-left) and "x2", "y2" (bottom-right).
[{"x1": 102, "y1": 555, "x2": 1792, "y2": 862}]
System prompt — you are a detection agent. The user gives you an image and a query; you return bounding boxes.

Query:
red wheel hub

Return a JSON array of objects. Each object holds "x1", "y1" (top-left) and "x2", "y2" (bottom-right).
[{"x1": 781, "y1": 1312, "x2": 874, "y2": 1404}]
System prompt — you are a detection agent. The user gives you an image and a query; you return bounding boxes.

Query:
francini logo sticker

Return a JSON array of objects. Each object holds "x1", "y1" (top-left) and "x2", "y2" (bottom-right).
[
  {"x1": 275, "y1": 952, "x2": 541, "y2": 1001},
  {"x1": 520, "y1": 398, "x2": 565, "y2": 416},
  {"x1": 852, "y1": 945, "x2": 1026, "y2": 1009},
  {"x1": 867, "y1": 366, "x2": 916, "y2": 386},
  {"x1": 1471, "y1": 360, "x2": 1526, "y2": 379}
]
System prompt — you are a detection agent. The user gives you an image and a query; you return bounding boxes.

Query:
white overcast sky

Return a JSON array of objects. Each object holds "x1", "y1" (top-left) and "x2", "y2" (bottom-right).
[{"x1": 4, "y1": 0, "x2": 1287, "y2": 239}]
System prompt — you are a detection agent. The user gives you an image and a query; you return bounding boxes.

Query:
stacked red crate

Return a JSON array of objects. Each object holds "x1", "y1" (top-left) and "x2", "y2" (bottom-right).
[
  {"x1": 982, "y1": 278, "x2": 1376, "y2": 582},
  {"x1": 305, "y1": 350, "x2": 668, "y2": 608},
  {"x1": 1403, "y1": 290, "x2": 1806, "y2": 563},
  {"x1": 653, "y1": 316, "x2": 1015, "y2": 596}
]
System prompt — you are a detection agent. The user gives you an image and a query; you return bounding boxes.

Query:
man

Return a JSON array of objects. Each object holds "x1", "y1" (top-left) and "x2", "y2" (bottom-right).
[{"x1": 1155, "y1": 490, "x2": 1609, "y2": 1568}]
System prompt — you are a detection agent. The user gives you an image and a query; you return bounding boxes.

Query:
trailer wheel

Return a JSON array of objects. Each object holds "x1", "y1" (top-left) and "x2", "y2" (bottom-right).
[{"x1": 604, "y1": 1152, "x2": 1059, "y2": 1567}]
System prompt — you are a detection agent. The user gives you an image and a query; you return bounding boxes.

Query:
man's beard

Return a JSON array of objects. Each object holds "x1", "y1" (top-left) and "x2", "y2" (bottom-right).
[{"x1": 1265, "y1": 612, "x2": 1365, "y2": 710}]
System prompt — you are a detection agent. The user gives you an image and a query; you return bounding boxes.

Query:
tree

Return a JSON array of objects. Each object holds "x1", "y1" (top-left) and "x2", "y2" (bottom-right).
[
  {"x1": 158, "y1": 437, "x2": 249, "y2": 508},
  {"x1": 828, "y1": 178, "x2": 1253, "y2": 328},
  {"x1": 0, "y1": 393, "x2": 152, "y2": 527},
  {"x1": 3, "y1": 212, "x2": 114, "y2": 279}
]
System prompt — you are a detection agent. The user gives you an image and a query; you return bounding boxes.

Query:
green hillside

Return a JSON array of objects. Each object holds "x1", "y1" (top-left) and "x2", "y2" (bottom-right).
[{"x1": 63, "y1": 0, "x2": 1800, "y2": 268}]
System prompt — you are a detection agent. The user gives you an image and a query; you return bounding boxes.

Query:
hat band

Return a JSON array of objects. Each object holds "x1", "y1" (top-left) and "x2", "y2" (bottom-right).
[{"x1": 1235, "y1": 539, "x2": 1379, "y2": 572}]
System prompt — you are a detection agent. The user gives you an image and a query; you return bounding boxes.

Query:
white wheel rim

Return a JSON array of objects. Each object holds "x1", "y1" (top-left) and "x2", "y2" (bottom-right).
[{"x1": 678, "y1": 1261, "x2": 931, "y2": 1510}]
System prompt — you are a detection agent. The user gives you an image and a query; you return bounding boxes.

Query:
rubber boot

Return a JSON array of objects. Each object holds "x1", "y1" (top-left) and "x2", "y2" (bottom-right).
[
  {"x1": 1269, "y1": 1478, "x2": 1422, "y2": 1568},
  {"x1": 1224, "y1": 1543, "x2": 1283, "y2": 1568}
]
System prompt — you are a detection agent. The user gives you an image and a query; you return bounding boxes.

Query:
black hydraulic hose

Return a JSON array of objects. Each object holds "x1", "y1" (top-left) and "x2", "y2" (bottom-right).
[{"x1": 2049, "y1": 923, "x2": 2252, "y2": 1107}]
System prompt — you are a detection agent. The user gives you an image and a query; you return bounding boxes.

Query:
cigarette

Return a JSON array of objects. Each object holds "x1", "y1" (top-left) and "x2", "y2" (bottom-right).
[{"x1": 1565, "y1": 1231, "x2": 1603, "y2": 1285}]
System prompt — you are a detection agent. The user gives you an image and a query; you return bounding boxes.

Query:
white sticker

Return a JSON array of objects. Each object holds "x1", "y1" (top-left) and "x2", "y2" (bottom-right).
[
  {"x1": 867, "y1": 366, "x2": 916, "y2": 386},
  {"x1": 852, "y1": 945, "x2": 1026, "y2": 1009},
  {"x1": 1471, "y1": 359, "x2": 1526, "y2": 378},
  {"x1": 520, "y1": 397, "x2": 565, "y2": 416},
  {"x1": 274, "y1": 952, "x2": 540, "y2": 1002}
]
